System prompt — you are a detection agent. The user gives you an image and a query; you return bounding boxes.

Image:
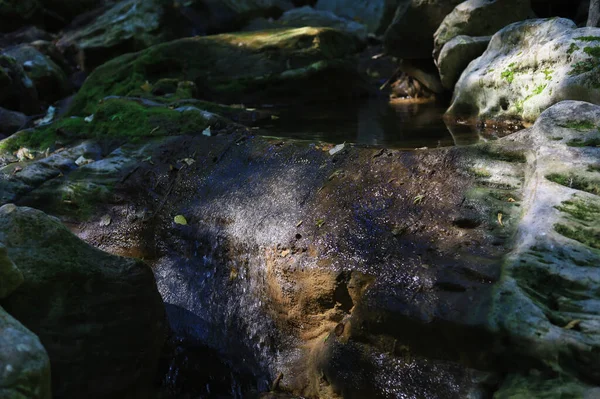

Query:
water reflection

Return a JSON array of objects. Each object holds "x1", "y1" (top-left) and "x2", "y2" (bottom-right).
[{"x1": 258, "y1": 97, "x2": 458, "y2": 149}]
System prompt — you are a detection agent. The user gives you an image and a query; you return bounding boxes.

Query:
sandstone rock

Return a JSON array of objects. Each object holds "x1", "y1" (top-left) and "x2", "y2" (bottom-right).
[
  {"x1": 384, "y1": 0, "x2": 463, "y2": 59},
  {"x1": 2, "y1": 45, "x2": 70, "y2": 104},
  {"x1": 0, "y1": 305, "x2": 51, "y2": 399},
  {"x1": 446, "y1": 18, "x2": 600, "y2": 123},
  {"x1": 436, "y1": 35, "x2": 490, "y2": 90},
  {"x1": 244, "y1": 6, "x2": 369, "y2": 41},
  {"x1": 433, "y1": 0, "x2": 533, "y2": 61},
  {"x1": 0, "y1": 244, "x2": 23, "y2": 298},
  {"x1": 68, "y1": 27, "x2": 364, "y2": 115},
  {"x1": 315, "y1": 0, "x2": 401, "y2": 33},
  {"x1": 0, "y1": 204, "x2": 166, "y2": 399}
]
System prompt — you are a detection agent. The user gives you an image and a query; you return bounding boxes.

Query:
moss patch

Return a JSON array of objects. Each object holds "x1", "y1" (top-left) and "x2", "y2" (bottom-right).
[
  {"x1": 567, "y1": 43, "x2": 580, "y2": 55},
  {"x1": 558, "y1": 120, "x2": 597, "y2": 130},
  {"x1": 567, "y1": 138, "x2": 600, "y2": 147},
  {"x1": 501, "y1": 63, "x2": 516, "y2": 83},
  {"x1": 1, "y1": 99, "x2": 211, "y2": 153},
  {"x1": 583, "y1": 46, "x2": 600, "y2": 58},
  {"x1": 546, "y1": 173, "x2": 600, "y2": 195},
  {"x1": 555, "y1": 224, "x2": 600, "y2": 249},
  {"x1": 556, "y1": 198, "x2": 600, "y2": 224},
  {"x1": 68, "y1": 27, "x2": 361, "y2": 115}
]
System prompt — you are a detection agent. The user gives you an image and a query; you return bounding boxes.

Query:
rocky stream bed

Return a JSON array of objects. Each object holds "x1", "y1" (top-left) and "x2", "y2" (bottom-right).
[{"x1": 0, "y1": 1, "x2": 600, "y2": 399}]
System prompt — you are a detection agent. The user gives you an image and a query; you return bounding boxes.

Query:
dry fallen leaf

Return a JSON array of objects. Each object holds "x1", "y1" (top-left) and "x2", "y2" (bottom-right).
[
  {"x1": 563, "y1": 319, "x2": 582, "y2": 330},
  {"x1": 498, "y1": 213, "x2": 504, "y2": 226},
  {"x1": 296, "y1": 220, "x2": 303, "y2": 227},
  {"x1": 99, "y1": 214, "x2": 112, "y2": 227},
  {"x1": 140, "y1": 81, "x2": 152, "y2": 92},
  {"x1": 280, "y1": 249, "x2": 290, "y2": 257},
  {"x1": 507, "y1": 198, "x2": 516, "y2": 203}
]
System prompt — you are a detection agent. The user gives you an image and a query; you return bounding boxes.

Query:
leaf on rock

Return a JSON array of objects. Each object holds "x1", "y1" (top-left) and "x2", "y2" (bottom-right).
[
  {"x1": 498, "y1": 213, "x2": 504, "y2": 226},
  {"x1": 563, "y1": 319, "x2": 581, "y2": 330},
  {"x1": 174, "y1": 215, "x2": 188, "y2": 225},
  {"x1": 140, "y1": 81, "x2": 153, "y2": 92},
  {"x1": 99, "y1": 214, "x2": 112, "y2": 227},
  {"x1": 329, "y1": 143, "x2": 345, "y2": 155}
]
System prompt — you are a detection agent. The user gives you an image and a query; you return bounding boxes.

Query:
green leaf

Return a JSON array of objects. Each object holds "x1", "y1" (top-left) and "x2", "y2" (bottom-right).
[{"x1": 174, "y1": 215, "x2": 188, "y2": 225}]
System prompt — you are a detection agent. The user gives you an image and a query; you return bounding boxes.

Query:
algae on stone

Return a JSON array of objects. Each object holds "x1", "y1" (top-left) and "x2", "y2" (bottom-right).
[{"x1": 68, "y1": 27, "x2": 363, "y2": 115}]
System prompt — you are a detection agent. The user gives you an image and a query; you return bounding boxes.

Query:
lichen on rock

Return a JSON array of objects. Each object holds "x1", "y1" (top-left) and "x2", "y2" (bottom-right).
[{"x1": 447, "y1": 18, "x2": 600, "y2": 123}]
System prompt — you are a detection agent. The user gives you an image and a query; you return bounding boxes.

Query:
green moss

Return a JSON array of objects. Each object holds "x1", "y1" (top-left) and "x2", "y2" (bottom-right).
[
  {"x1": 501, "y1": 69, "x2": 515, "y2": 83},
  {"x1": 0, "y1": 117, "x2": 88, "y2": 153},
  {"x1": 92, "y1": 99, "x2": 210, "y2": 138},
  {"x1": 471, "y1": 167, "x2": 491, "y2": 178},
  {"x1": 556, "y1": 198, "x2": 600, "y2": 223},
  {"x1": 575, "y1": 36, "x2": 600, "y2": 42},
  {"x1": 569, "y1": 59, "x2": 598, "y2": 75},
  {"x1": 1, "y1": 99, "x2": 210, "y2": 153},
  {"x1": 478, "y1": 146, "x2": 526, "y2": 163},
  {"x1": 555, "y1": 224, "x2": 600, "y2": 249},
  {"x1": 546, "y1": 173, "x2": 600, "y2": 195},
  {"x1": 567, "y1": 138, "x2": 600, "y2": 147},
  {"x1": 558, "y1": 120, "x2": 596, "y2": 130},
  {"x1": 68, "y1": 27, "x2": 360, "y2": 115},
  {"x1": 542, "y1": 69, "x2": 552, "y2": 80},
  {"x1": 567, "y1": 43, "x2": 580, "y2": 55},
  {"x1": 532, "y1": 84, "x2": 546, "y2": 95},
  {"x1": 588, "y1": 164, "x2": 600, "y2": 173},
  {"x1": 584, "y1": 46, "x2": 600, "y2": 58}
]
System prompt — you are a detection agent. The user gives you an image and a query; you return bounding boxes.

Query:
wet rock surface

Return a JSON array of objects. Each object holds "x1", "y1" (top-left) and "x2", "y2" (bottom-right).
[
  {"x1": 0, "y1": 204, "x2": 166, "y2": 399},
  {"x1": 1, "y1": 1, "x2": 600, "y2": 397},
  {"x1": 0, "y1": 305, "x2": 51, "y2": 399}
]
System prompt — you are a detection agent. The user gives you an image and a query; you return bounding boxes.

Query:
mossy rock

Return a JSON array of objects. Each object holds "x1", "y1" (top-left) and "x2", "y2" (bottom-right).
[
  {"x1": 69, "y1": 27, "x2": 364, "y2": 115},
  {"x1": 0, "y1": 204, "x2": 166, "y2": 399},
  {"x1": 0, "y1": 98, "x2": 212, "y2": 154}
]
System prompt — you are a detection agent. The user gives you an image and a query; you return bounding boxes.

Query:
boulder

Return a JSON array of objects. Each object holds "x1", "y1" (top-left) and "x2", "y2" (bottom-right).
[
  {"x1": 436, "y1": 35, "x2": 490, "y2": 90},
  {"x1": 220, "y1": 0, "x2": 293, "y2": 14},
  {"x1": 0, "y1": 107, "x2": 28, "y2": 136},
  {"x1": 384, "y1": 0, "x2": 463, "y2": 59},
  {"x1": 0, "y1": 0, "x2": 103, "y2": 33},
  {"x1": 57, "y1": 0, "x2": 169, "y2": 70},
  {"x1": 0, "y1": 244, "x2": 23, "y2": 298},
  {"x1": 0, "y1": 204, "x2": 166, "y2": 399},
  {"x1": 0, "y1": 54, "x2": 40, "y2": 115},
  {"x1": 2, "y1": 45, "x2": 70, "y2": 104},
  {"x1": 0, "y1": 305, "x2": 51, "y2": 399},
  {"x1": 244, "y1": 6, "x2": 369, "y2": 41},
  {"x1": 0, "y1": 26, "x2": 55, "y2": 48},
  {"x1": 487, "y1": 100, "x2": 600, "y2": 387},
  {"x1": 0, "y1": 0, "x2": 41, "y2": 33},
  {"x1": 315, "y1": 0, "x2": 406, "y2": 34},
  {"x1": 315, "y1": 0, "x2": 401, "y2": 33},
  {"x1": 68, "y1": 27, "x2": 364, "y2": 115},
  {"x1": 433, "y1": 0, "x2": 533, "y2": 61},
  {"x1": 446, "y1": 18, "x2": 600, "y2": 123}
]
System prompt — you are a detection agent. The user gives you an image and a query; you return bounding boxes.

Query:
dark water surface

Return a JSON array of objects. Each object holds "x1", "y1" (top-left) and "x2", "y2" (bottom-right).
[{"x1": 256, "y1": 97, "x2": 484, "y2": 149}]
